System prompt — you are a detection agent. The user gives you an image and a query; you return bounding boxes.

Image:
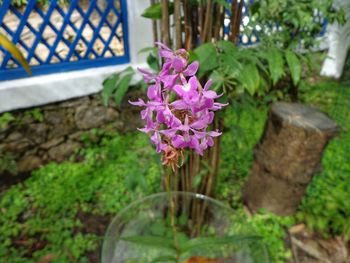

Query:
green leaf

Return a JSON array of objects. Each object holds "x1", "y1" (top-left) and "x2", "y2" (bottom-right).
[
  {"x1": 193, "y1": 174, "x2": 202, "y2": 188},
  {"x1": 102, "y1": 74, "x2": 119, "y2": 106},
  {"x1": 151, "y1": 255, "x2": 177, "y2": 263},
  {"x1": 147, "y1": 53, "x2": 160, "y2": 71},
  {"x1": 142, "y1": 3, "x2": 174, "y2": 19},
  {"x1": 0, "y1": 33, "x2": 31, "y2": 75},
  {"x1": 209, "y1": 70, "x2": 226, "y2": 92},
  {"x1": 180, "y1": 235, "x2": 262, "y2": 255},
  {"x1": 121, "y1": 236, "x2": 176, "y2": 251},
  {"x1": 114, "y1": 68, "x2": 134, "y2": 107},
  {"x1": 265, "y1": 48, "x2": 285, "y2": 85},
  {"x1": 216, "y1": 40, "x2": 237, "y2": 56},
  {"x1": 0, "y1": 112, "x2": 15, "y2": 129},
  {"x1": 285, "y1": 50, "x2": 301, "y2": 86},
  {"x1": 237, "y1": 64, "x2": 260, "y2": 96},
  {"x1": 194, "y1": 43, "x2": 219, "y2": 77}
]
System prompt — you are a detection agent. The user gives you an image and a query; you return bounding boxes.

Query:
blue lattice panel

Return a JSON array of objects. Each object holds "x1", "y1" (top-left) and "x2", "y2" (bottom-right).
[{"x1": 0, "y1": 0, "x2": 129, "y2": 81}]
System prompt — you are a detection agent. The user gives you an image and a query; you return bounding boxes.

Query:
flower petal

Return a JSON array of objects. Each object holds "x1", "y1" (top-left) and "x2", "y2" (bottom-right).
[
  {"x1": 203, "y1": 90, "x2": 219, "y2": 99},
  {"x1": 155, "y1": 42, "x2": 172, "y2": 51},
  {"x1": 203, "y1": 79, "x2": 213, "y2": 91},
  {"x1": 171, "y1": 100, "x2": 188, "y2": 110},
  {"x1": 172, "y1": 135, "x2": 186, "y2": 148},
  {"x1": 188, "y1": 76, "x2": 198, "y2": 91},
  {"x1": 183, "y1": 61, "x2": 199, "y2": 76},
  {"x1": 173, "y1": 85, "x2": 185, "y2": 97},
  {"x1": 162, "y1": 74, "x2": 178, "y2": 89},
  {"x1": 172, "y1": 57, "x2": 185, "y2": 72},
  {"x1": 129, "y1": 98, "x2": 145, "y2": 106},
  {"x1": 209, "y1": 130, "x2": 222, "y2": 137}
]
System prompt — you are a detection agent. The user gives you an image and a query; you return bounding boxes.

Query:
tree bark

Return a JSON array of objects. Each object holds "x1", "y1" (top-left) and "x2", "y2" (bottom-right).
[{"x1": 243, "y1": 102, "x2": 338, "y2": 215}]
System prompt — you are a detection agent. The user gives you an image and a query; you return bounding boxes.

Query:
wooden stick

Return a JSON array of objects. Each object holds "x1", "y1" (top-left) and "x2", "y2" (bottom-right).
[
  {"x1": 183, "y1": 0, "x2": 192, "y2": 49},
  {"x1": 200, "y1": 0, "x2": 212, "y2": 43},
  {"x1": 150, "y1": 0, "x2": 159, "y2": 43},
  {"x1": 174, "y1": 0, "x2": 182, "y2": 49},
  {"x1": 213, "y1": 4, "x2": 222, "y2": 41},
  {"x1": 234, "y1": 0, "x2": 244, "y2": 44},
  {"x1": 161, "y1": 0, "x2": 171, "y2": 46},
  {"x1": 230, "y1": 0, "x2": 238, "y2": 42}
]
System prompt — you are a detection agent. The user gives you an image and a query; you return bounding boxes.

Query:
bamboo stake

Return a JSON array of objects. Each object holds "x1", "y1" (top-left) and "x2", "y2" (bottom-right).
[
  {"x1": 200, "y1": 0, "x2": 212, "y2": 43},
  {"x1": 174, "y1": 0, "x2": 182, "y2": 49},
  {"x1": 161, "y1": 0, "x2": 171, "y2": 46},
  {"x1": 150, "y1": 0, "x2": 159, "y2": 43},
  {"x1": 230, "y1": 0, "x2": 238, "y2": 42},
  {"x1": 213, "y1": 4, "x2": 222, "y2": 41},
  {"x1": 234, "y1": 0, "x2": 244, "y2": 44},
  {"x1": 183, "y1": 0, "x2": 192, "y2": 50}
]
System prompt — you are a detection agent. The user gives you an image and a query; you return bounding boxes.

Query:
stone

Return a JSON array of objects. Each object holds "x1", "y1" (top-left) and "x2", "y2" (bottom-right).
[
  {"x1": 48, "y1": 141, "x2": 81, "y2": 162},
  {"x1": 6, "y1": 131, "x2": 23, "y2": 142},
  {"x1": 68, "y1": 131, "x2": 84, "y2": 140},
  {"x1": 4, "y1": 139, "x2": 32, "y2": 152},
  {"x1": 44, "y1": 110, "x2": 67, "y2": 125},
  {"x1": 40, "y1": 137, "x2": 65, "y2": 150},
  {"x1": 17, "y1": 155, "x2": 42, "y2": 172},
  {"x1": 75, "y1": 106, "x2": 119, "y2": 130},
  {"x1": 59, "y1": 97, "x2": 90, "y2": 108},
  {"x1": 45, "y1": 110, "x2": 76, "y2": 139},
  {"x1": 24, "y1": 123, "x2": 48, "y2": 144}
]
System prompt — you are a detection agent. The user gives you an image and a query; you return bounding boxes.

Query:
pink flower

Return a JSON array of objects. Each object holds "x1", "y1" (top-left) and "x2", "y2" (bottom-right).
[{"x1": 130, "y1": 43, "x2": 227, "y2": 163}]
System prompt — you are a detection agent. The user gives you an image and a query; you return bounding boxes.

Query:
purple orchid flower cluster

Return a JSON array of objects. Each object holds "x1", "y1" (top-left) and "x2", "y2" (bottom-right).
[{"x1": 130, "y1": 42, "x2": 226, "y2": 167}]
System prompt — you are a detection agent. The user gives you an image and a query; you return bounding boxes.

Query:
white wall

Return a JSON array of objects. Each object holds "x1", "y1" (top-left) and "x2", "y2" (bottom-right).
[{"x1": 0, "y1": 0, "x2": 153, "y2": 113}]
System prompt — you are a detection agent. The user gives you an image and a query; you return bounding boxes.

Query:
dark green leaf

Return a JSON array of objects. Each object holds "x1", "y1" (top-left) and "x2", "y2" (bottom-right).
[
  {"x1": 121, "y1": 236, "x2": 176, "y2": 251},
  {"x1": 142, "y1": 3, "x2": 174, "y2": 19},
  {"x1": 102, "y1": 74, "x2": 119, "y2": 106},
  {"x1": 194, "y1": 43, "x2": 219, "y2": 76},
  {"x1": 237, "y1": 64, "x2": 260, "y2": 96},
  {"x1": 216, "y1": 40, "x2": 237, "y2": 55},
  {"x1": 285, "y1": 50, "x2": 301, "y2": 86},
  {"x1": 209, "y1": 70, "x2": 226, "y2": 92},
  {"x1": 265, "y1": 48, "x2": 285, "y2": 85},
  {"x1": 114, "y1": 71, "x2": 134, "y2": 107},
  {"x1": 147, "y1": 53, "x2": 160, "y2": 71}
]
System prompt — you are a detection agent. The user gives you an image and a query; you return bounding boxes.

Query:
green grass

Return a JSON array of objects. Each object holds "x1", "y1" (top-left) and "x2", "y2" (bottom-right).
[
  {"x1": 0, "y1": 132, "x2": 161, "y2": 262},
  {"x1": 298, "y1": 80, "x2": 350, "y2": 240},
  {"x1": 0, "y1": 79, "x2": 349, "y2": 262}
]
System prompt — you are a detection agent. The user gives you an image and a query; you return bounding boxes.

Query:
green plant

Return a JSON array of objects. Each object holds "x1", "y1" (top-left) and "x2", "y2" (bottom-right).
[
  {"x1": 298, "y1": 80, "x2": 350, "y2": 240},
  {"x1": 24, "y1": 108, "x2": 44, "y2": 122},
  {"x1": 0, "y1": 112, "x2": 15, "y2": 129},
  {"x1": 102, "y1": 66, "x2": 135, "y2": 107},
  {"x1": 249, "y1": 0, "x2": 342, "y2": 49},
  {"x1": 0, "y1": 150, "x2": 17, "y2": 175},
  {"x1": 192, "y1": 40, "x2": 303, "y2": 101},
  {"x1": 248, "y1": 211, "x2": 294, "y2": 263},
  {"x1": 0, "y1": 131, "x2": 161, "y2": 262}
]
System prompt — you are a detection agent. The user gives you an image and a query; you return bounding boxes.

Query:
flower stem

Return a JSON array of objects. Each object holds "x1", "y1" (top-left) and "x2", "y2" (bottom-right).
[{"x1": 165, "y1": 171, "x2": 181, "y2": 263}]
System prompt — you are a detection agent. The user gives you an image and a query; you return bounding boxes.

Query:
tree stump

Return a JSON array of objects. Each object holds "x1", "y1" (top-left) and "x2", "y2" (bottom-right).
[{"x1": 243, "y1": 102, "x2": 338, "y2": 215}]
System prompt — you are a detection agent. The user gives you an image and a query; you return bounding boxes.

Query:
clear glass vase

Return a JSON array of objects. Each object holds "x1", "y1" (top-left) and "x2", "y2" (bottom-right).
[{"x1": 101, "y1": 192, "x2": 269, "y2": 263}]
